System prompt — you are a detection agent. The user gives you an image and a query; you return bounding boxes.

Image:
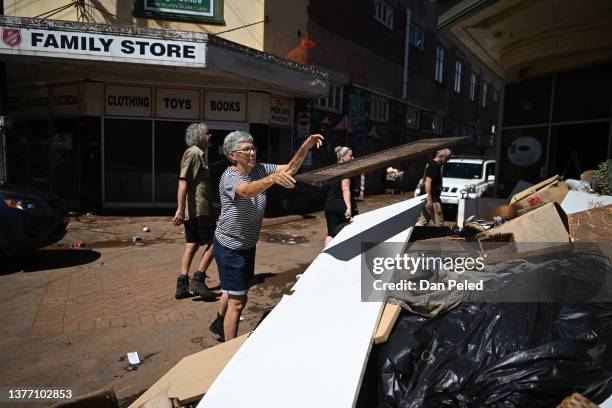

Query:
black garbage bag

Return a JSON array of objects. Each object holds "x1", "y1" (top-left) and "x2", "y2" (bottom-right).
[{"x1": 378, "y1": 302, "x2": 612, "y2": 408}]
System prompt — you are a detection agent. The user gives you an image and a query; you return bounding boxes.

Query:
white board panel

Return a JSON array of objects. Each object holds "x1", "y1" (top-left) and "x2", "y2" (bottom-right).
[{"x1": 197, "y1": 196, "x2": 424, "y2": 408}]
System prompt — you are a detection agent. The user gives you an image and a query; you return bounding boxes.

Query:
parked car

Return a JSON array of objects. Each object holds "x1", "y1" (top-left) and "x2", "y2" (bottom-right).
[
  {"x1": 414, "y1": 158, "x2": 496, "y2": 205},
  {"x1": 0, "y1": 184, "x2": 69, "y2": 255}
]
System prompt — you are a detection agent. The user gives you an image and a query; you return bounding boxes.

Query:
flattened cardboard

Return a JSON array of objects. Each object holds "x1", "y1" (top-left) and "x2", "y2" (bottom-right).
[
  {"x1": 483, "y1": 202, "x2": 570, "y2": 244},
  {"x1": 512, "y1": 181, "x2": 568, "y2": 209},
  {"x1": 129, "y1": 333, "x2": 249, "y2": 408},
  {"x1": 568, "y1": 205, "x2": 612, "y2": 242},
  {"x1": 510, "y1": 175, "x2": 560, "y2": 205}
]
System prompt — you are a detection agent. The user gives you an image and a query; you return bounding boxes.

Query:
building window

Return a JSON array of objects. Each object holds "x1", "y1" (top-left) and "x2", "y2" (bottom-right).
[
  {"x1": 493, "y1": 87, "x2": 499, "y2": 103},
  {"x1": 315, "y1": 83, "x2": 343, "y2": 112},
  {"x1": 481, "y1": 81, "x2": 488, "y2": 108},
  {"x1": 406, "y1": 107, "x2": 419, "y2": 129},
  {"x1": 369, "y1": 95, "x2": 389, "y2": 123},
  {"x1": 409, "y1": 25, "x2": 424, "y2": 50},
  {"x1": 434, "y1": 46, "x2": 445, "y2": 84},
  {"x1": 469, "y1": 72, "x2": 478, "y2": 102},
  {"x1": 453, "y1": 61, "x2": 463, "y2": 93},
  {"x1": 374, "y1": 0, "x2": 394, "y2": 29},
  {"x1": 432, "y1": 115, "x2": 443, "y2": 135}
]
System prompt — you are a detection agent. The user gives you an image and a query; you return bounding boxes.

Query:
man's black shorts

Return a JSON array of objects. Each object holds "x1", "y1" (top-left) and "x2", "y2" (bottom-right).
[{"x1": 184, "y1": 216, "x2": 216, "y2": 245}]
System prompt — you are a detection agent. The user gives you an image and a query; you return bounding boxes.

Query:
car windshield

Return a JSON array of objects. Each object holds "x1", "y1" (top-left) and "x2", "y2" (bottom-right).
[{"x1": 443, "y1": 162, "x2": 483, "y2": 179}]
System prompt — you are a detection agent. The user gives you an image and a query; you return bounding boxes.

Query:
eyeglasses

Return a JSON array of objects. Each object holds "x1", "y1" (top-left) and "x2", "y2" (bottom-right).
[{"x1": 233, "y1": 146, "x2": 257, "y2": 154}]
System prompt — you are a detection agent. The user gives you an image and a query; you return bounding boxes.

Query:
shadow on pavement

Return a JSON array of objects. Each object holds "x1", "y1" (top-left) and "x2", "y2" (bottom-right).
[{"x1": 1, "y1": 249, "x2": 102, "y2": 274}]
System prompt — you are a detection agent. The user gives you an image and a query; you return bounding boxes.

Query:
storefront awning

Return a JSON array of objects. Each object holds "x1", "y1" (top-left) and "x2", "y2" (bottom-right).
[{"x1": 0, "y1": 16, "x2": 328, "y2": 97}]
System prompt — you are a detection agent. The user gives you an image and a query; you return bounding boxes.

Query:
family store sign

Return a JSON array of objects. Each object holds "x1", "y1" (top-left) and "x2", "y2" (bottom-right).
[{"x1": 0, "y1": 25, "x2": 206, "y2": 67}]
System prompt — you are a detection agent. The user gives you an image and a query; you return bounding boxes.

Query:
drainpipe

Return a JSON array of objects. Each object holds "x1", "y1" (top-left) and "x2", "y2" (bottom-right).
[{"x1": 402, "y1": 8, "x2": 412, "y2": 99}]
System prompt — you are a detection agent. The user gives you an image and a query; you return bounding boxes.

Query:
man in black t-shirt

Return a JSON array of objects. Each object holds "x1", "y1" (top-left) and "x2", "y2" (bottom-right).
[{"x1": 416, "y1": 149, "x2": 452, "y2": 226}]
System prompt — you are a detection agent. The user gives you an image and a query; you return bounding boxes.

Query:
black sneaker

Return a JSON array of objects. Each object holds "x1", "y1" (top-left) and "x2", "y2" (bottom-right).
[
  {"x1": 190, "y1": 271, "x2": 217, "y2": 302},
  {"x1": 175, "y1": 275, "x2": 191, "y2": 299},
  {"x1": 209, "y1": 314, "x2": 225, "y2": 342}
]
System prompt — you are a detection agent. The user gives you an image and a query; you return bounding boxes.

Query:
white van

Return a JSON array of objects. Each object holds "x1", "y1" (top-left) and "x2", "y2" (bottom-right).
[{"x1": 414, "y1": 158, "x2": 496, "y2": 205}]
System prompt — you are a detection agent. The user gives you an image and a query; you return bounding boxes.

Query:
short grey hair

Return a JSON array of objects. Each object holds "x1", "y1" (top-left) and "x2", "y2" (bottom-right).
[
  {"x1": 223, "y1": 131, "x2": 253, "y2": 156},
  {"x1": 334, "y1": 146, "x2": 351, "y2": 162},
  {"x1": 436, "y1": 148, "x2": 452, "y2": 159},
  {"x1": 185, "y1": 123, "x2": 209, "y2": 147}
]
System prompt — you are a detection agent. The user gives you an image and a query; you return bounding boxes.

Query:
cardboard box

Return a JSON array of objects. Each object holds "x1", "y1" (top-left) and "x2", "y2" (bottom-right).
[{"x1": 483, "y1": 202, "x2": 570, "y2": 244}]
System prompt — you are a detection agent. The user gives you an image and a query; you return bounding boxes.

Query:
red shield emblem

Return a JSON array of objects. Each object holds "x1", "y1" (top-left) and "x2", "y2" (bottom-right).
[{"x1": 2, "y1": 28, "x2": 22, "y2": 48}]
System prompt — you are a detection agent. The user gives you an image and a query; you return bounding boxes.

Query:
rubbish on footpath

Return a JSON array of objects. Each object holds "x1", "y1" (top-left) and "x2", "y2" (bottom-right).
[
  {"x1": 127, "y1": 352, "x2": 141, "y2": 365},
  {"x1": 142, "y1": 226, "x2": 150, "y2": 232}
]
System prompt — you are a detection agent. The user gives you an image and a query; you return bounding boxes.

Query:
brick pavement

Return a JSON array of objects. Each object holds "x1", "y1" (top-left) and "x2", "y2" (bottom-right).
[
  {"x1": 15, "y1": 194, "x2": 408, "y2": 337},
  {"x1": 30, "y1": 248, "x2": 220, "y2": 336}
]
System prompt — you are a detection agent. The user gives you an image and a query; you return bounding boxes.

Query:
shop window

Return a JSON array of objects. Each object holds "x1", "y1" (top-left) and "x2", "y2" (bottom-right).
[
  {"x1": 315, "y1": 83, "x2": 343, "y2": 113},
  {"x1": 51, "y1": 119, "x2": 79, "y2": 203},
  {"x1": 370, "y1": 95, "x2": 389, "y2": 123},
  {"x1": 27, "y1": 120, "x2": 50, "y2": 191},
  {"x1": 434, "y1": 46, "x2": 445, "y2": 84},
  {"x1": 374, "y1": 0, "x2": 394, "y2": 29},
  {"x1": 154, "y1": 120, "x2": 191, "y2": 203},
  {"x1": 406, "y1": 107, "x2": 419, "y2": 129},
  {"x1": 469, "y1": 72, "x2": 478, "y2": 102},
  {"x1": 135, "y1": 0, "x2": 225, "y2": 24},
  {"x1": 504, "y1": 76, "x2": 552, "y2": 127},
  {"x1": 409, "y1": 25, "x2": 424, "y2": 50},
  {"x1": 454, "y1": 61, "x2": 463, "y2": 94},
  {"x1": 104, "y1": 119, "x2": 153, "y2": 203}
]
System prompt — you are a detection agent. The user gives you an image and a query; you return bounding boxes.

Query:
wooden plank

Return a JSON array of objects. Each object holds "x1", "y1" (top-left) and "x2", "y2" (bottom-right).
[
  {"x1": 373, "y1": 303, "x2": 402, "y2": 344},
  {"x1": 197, "y1": 197, "x2": 423, "y2": 408},
  {"x1": 295, "y1": 136, "x2": 470, "y2": 186}
]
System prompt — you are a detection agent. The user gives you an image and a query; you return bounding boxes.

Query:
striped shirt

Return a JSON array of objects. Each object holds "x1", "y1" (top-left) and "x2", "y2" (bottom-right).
[{"x1": 215, "y1": 163, "x2": 277, "y2": 250}]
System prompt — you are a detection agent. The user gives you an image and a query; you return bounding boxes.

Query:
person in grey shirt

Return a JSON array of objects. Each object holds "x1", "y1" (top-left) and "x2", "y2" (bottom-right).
[
  {"x1": 209, "y1": 130, "x2": 323, "y2": 341},
  {"x1": 172, "y1": 123, "x2": 216, "y2": 301}
]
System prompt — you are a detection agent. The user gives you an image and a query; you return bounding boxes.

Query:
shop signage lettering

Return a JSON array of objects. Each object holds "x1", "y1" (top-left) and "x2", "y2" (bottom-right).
[
  {"x1": 105, "y1": 86, "x2": 152, "y2": 117},
  {"x1": 30, "y1": 32, "x2": 196, "y2": 58},
  {"x1": 210, "y1": 100, "x2": 241, "y2": 112},
  {"x1": 53, "y1": 95, "x2": 77, "y2": 106},
  {"x1": 25, "y1": 97, "x2": 48, "y2": 108},
  {"x1": 107, "y1": 95, "x2": 151, "y2": 108},
  {"x1": 22, "y1": 88, "x2": 50, "y2": 116},
  {"x1": 0, "y1": 26, "x2": 206, "y2": 67},
  {"x1": 156, "y1": 88, "x2": 199, "y2": 119},
  {"x1": 51, "y1": 85, "x2": 80, "y2": 115},
  {"x1": 270, "y1": 97, "x2": 292, "y2": 126},
  {"x1": 164, "y1": 98, "x2": 192, "y2": 110},
  {"x1": 204, "y1": 92, "x2": 247, "y2": 122}
]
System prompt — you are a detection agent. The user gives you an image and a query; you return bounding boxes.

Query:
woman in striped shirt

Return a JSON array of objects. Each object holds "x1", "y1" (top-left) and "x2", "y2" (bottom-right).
[{"x1": 210, "y1": 130, "x2": 324, "y2": 341}]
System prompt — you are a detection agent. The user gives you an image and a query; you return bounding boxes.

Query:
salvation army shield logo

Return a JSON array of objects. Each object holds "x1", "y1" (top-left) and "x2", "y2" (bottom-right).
[{"x1": 2, "y1": 28, "x2": 22, "y2": 48}]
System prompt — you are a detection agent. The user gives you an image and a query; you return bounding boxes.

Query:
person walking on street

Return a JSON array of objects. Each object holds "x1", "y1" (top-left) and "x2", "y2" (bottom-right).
[
  {"x1": 172, "y1": 123, "x2": 217, "y2": 301},
  {"x1": 415, "y1": 148, "x2": 452, "y2": 226},
  {"x1": 209, "y1": 130, "x2": 324, "y2": 341},
  {"x1": 324, "y1": 146, "x2": 358, "y2": 246}
]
